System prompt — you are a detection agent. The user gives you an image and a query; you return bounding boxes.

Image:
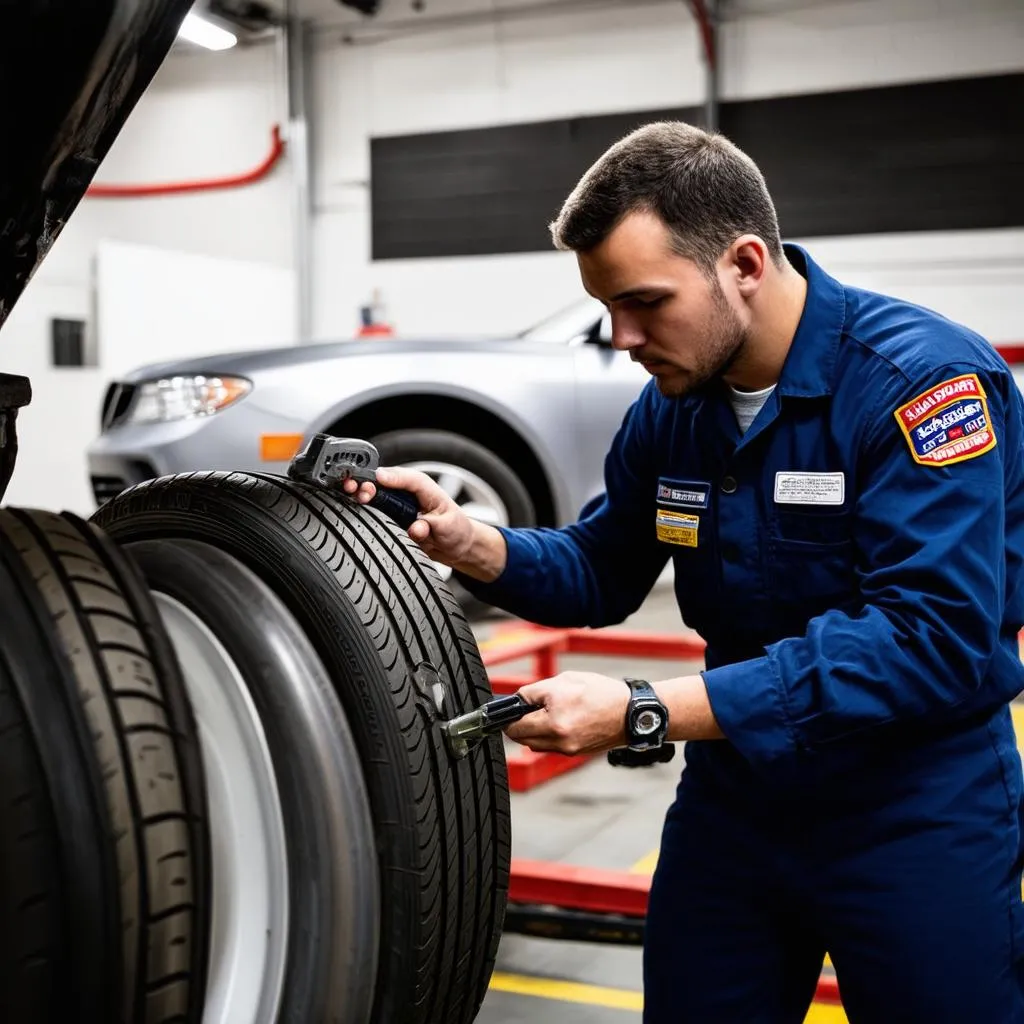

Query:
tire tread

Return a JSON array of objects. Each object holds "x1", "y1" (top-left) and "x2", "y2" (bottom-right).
[
  {"x1": 94, "y1": 470, "x2": 511, "y2": 1024},
  {"x1": 0, "y1": 508, "x2": 208, "y2": 1024}
]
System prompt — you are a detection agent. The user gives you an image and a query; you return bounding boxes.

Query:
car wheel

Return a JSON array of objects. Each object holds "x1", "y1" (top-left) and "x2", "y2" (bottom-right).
[
  {"x1": 91, "y1": 471, "x2": 512, "y2": 1024},
  {"x1": 124, "y1": 538, "x2": 380, "y2": 1024},
  {"x1": 0, "y1": 508, "x2": 210, "y2": 1023},
  {"x1": 370, "y1": 429, "x2": 536, "y2": 612}
]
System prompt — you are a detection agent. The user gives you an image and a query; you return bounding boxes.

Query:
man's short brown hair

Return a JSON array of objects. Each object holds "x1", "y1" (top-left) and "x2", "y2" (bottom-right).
[{"x1": 549, "y1": 121, "x2": 784, "y2": 274}]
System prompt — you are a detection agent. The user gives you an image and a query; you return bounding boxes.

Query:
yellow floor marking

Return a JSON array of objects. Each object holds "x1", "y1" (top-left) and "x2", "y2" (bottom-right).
[
  {"x1": 489, "y1": 972, "x2": 643, "y2": 1011},
  {"x1": 489, "y1": 973, "x2": 847, "y2": 1021},
  {"x1": 804, "y1": 1003, "x2": 848, "y2": 1024},
  {"x1": 477, "y1": 627, "x2": 539, "y2": 653},
  {"x1": 1011, "y1": 703, "x2": 1024, "y2": 748},
  {"x1": 630, "y1": 848, "x2": 660, "y2": 875}
]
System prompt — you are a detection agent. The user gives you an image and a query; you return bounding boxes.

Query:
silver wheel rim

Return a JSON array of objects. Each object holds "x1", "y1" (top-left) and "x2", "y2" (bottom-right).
[
  {"x1": 153, "y1": 593, "x2": 290, "y2": 1024},
  {"x1": 403, "y1": 459, "x2": 509, "y2": 582}
]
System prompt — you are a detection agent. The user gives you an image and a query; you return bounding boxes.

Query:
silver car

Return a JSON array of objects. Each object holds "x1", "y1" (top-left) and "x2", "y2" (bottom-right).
[{"x1": 87, "y1": 297, "x2": 648, "y2": 580}]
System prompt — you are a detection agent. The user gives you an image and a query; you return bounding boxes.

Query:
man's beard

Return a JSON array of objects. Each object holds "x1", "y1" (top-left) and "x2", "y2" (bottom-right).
[{"x1": 657, "y1": 281, "x2": 748, "y2": 399}]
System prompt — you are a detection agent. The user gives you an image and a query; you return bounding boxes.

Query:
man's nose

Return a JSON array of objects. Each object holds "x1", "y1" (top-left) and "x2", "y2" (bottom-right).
[{"x1": 610, "y1": 312, "x2": 644, "y2": 351}]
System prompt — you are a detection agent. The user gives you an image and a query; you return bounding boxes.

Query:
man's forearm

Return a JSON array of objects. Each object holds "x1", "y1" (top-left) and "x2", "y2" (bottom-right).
[
  {"x1": 653, "y1": 674, "x2": 725, "y2": 741},
  {"x1": 450, "y1": 520, "x2": 508, "y2": 582}
]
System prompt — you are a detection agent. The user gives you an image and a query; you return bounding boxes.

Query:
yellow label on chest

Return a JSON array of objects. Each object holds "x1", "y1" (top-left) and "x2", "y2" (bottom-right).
[{"x1": 656, "y1": 509, "x2": 699, "y2": 547}]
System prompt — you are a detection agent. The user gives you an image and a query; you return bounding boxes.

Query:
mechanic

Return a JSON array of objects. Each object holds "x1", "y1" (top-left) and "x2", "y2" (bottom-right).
[{"x1": 344, "y1": 120, "x2": 1024, "y2": 1023}]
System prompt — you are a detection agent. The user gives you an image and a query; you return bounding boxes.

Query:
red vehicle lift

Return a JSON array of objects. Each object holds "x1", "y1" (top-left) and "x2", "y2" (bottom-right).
[
  {"x1": 481, "y1": 623, "x2": 707, "y2": 791},
  {"x1": 506, "y1": 856, "x2": 842, "y2": 1006},
  {"x1": 486, "y1": 617, "x2": 1024, "y2": 1011},
  {"x1": 484, "y1": 622, "x2": 851, "y2": 1005}
]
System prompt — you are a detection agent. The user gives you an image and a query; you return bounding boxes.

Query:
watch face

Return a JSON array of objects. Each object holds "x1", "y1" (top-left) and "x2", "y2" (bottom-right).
[{"x1": 632, "y1": 707, "x2": 663, "y2": 736}]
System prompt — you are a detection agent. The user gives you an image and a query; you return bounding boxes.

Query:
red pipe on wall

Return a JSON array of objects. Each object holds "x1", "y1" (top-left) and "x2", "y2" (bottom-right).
[
  {"x1": 687, "y1": 0, "x2": 716, "y2": 69},
  {"x1": 85, "y1": 124, "x2": 286, "y2": 198}
]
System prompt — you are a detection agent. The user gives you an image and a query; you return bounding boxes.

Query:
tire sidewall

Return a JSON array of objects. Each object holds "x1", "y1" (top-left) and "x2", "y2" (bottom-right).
[{"x1": 124, "y1": 537, "x2": 379, "y2": 1024}]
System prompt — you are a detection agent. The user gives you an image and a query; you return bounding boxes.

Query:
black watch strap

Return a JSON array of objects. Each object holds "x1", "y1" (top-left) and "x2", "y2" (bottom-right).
[
  {"x1": 608, "y1": 744, "x2": 675, "y2": 768},
  {"x1": 610, "y1": 679, "x2": 673, "y2": 768},
  {"x1": 622, "y1": 677, "x2": 668, "y2": 747},
  {"x1": 624, "y1": 677, "x2": 658, "y2": 701}
]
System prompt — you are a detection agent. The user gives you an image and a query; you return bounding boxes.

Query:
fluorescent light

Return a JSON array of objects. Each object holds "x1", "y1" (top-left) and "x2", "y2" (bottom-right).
[{"x1": 177, "y1": 12, "x2": 238, "y2": 50}]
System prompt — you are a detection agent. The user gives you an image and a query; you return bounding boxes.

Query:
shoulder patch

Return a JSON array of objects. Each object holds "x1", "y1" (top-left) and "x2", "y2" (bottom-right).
[{"x1": 894, "y1": 373, "x2": 996, "y2": 467}]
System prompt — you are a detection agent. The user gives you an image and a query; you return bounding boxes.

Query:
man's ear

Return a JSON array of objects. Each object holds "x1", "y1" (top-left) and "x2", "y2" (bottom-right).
[{"x1": 724, "y1": 236, "x2": 769, "y2": 298}]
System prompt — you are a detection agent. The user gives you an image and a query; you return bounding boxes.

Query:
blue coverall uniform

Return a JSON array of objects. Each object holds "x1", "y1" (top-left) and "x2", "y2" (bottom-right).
[{"x1": 462, "y1": 244, "x2": 1024, "y2": 1022}]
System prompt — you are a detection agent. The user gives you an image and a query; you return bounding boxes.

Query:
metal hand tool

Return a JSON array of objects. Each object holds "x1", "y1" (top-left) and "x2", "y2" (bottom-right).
[
  {"x1": 441, "y1": 693, "x2": 542, "y2": 759},
  {"x1": 287, "y1": 433, "x2": 420, "y2": 528}
]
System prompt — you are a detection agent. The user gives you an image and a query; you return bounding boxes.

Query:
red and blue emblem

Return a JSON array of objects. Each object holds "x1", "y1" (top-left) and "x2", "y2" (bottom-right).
[{"x1": 894, "y1": 373, "x2": 996, "y2": 467}]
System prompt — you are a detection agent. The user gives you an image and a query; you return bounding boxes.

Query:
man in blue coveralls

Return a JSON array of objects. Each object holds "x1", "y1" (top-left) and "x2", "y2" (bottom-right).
[{"x1": 345, "y1": 121, "x2": 1024, "y2": 1022}]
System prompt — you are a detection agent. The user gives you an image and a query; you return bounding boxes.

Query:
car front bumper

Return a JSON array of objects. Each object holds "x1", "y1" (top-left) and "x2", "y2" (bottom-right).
[{"x1": 86, "y1": 402, "x2": 309, "y2": 506}]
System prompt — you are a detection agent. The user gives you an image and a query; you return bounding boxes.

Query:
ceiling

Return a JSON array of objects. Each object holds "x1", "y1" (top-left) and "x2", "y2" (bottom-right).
[
  {"x1": 289, "y1": 0, "x2": 647, "y2": 30},
  {"x1": 191, "y1": 0, "x2": 983, "y2": 46},
  {"x1": 284, "y1": 0, "x2": 888, "y2": 28}
]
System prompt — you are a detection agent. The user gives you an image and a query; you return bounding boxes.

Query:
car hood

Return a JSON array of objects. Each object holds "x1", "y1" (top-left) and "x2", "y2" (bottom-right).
[
  {"x1": 0, "y1": 2, "x2": 193, "y2": 336},
  {"x1": 116, "y1": 335, "x2": 557, "y2": 382}
]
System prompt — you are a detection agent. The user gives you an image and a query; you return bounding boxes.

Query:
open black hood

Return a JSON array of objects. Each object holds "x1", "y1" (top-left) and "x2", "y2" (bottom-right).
[{"x1": 0, "y1": 1, "x2": 194, "y2": 334}]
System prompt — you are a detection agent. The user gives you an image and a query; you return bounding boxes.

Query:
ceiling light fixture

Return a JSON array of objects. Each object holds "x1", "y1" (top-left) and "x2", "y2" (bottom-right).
[
  {"x1": 177, "y1": 12, "x2": 238, "y2": 50},
  {"x1": 337, "y1": 0, "x2": 381, "y2": 14}
]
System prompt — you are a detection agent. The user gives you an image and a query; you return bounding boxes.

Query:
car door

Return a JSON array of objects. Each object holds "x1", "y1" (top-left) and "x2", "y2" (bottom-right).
[{"x1": 570, "y1": 312, "x2": 648, "y2": 512}]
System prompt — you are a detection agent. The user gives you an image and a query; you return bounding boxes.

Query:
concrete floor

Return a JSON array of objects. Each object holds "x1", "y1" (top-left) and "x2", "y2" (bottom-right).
[{"x1": 467, "y1": 583, "x2": 849, "y2": 1024}]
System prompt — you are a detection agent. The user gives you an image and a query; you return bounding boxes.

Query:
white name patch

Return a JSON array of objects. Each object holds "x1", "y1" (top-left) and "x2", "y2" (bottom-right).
[{"x1": 773, "y1": 471, "x2": 845, "y2": 506}]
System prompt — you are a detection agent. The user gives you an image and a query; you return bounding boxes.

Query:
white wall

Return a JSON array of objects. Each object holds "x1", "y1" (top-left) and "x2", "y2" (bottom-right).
[
  {"x1": 1, "y1": 39, "x2": 293, "y2": 511},
  {"x1": 311, "y1": 0, "x2": 1024, "y2": 342},
  {"x1": 2, "y1": 0, "x2": 1022, "y2": 511}
]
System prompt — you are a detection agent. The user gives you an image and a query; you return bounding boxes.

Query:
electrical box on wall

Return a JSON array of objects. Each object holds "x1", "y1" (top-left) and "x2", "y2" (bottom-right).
[{"x1": 51, "y1": 318, "x2": 86, "y2": 368}]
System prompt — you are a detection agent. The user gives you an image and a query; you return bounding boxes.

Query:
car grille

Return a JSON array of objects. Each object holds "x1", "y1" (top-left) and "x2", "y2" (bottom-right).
[
  {"x1": 91, "y1": 460, "x2": 157, "y2": 507},
  {"x1": 100, "y1": 382, "x2": 137, "y2": 430},
  {"x1": 91, "y1": 475, "x2": 128, "y2": 505}
]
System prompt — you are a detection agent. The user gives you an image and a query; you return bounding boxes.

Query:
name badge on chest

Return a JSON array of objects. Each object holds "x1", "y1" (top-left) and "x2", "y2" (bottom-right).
[
  {"x1": 773, "y1": 471, "x2": 845, "y2": 506},
  {"x1": 655, "y1": 477, "x2": 708, "y2": 547},
  {"x1": 656, "y1": 478, "x2": 710, "y2": 510},
  {"x1": 656, "y1": 509, "x2": 699, "y2": 547}
]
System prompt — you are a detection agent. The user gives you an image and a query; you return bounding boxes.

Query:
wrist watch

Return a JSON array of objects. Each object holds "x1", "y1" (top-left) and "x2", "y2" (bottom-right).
[{"x1": 622, "y1": 678, "x2": 669, "y2": 751}]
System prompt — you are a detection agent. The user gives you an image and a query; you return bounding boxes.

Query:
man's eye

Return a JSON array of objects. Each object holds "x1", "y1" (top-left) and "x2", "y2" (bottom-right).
[{"x1": 637, "y1": 296, "x2": 664, "y2": 308}]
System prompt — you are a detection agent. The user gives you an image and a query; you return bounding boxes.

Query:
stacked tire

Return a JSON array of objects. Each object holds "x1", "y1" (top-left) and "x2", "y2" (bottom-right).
[
  {"x1": 0, "y1": 471, "x2": 511, "y2": 1024},
  {"x1": 0, "y1": 508, "x2": 209, "y2": 1023}
]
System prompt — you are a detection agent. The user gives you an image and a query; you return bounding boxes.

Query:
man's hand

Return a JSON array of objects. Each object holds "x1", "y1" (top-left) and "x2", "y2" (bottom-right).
[
  {"x1": 342, "y1": 465, "x2": 472, "y2": 556},
  {"x1": 504, "y1": 671, "x2": 725, "y2": 753},
  {"x1": 504, "y1": 672, "x2": 630, "y2": 755},
  {"x1": 342, "y1": 465, "x2": 507, "y2": 581}
]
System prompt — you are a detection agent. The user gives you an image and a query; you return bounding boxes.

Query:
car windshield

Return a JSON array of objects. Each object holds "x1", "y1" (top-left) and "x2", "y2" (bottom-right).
[{"x1": 517, "y1": 295, "x2": 605, "y2": 343}]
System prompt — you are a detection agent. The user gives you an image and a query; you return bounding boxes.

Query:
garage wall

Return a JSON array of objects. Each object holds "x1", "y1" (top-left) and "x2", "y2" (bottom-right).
[
  {"x1": 1, "y1": 40, "x2": 291, "y2": 513},
  {"x1": 312, "y1": 0, "x2": 1024, "y2": 340},
  {"x1": 369, "y1": 73, "x2": 1021, "y2": 259},
  {"x1": 2, "y1": 0, "x2": 1022, "y2": 514}
]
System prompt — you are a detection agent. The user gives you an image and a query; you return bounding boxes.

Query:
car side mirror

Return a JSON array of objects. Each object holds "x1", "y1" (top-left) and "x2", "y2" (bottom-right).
[{"x1": 591, "y1": 313, "x2": 613, "y2": 346}]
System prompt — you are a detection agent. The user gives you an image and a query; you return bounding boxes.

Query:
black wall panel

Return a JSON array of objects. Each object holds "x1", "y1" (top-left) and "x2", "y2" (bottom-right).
[{"x1": 370, "y1": 73, "x2": 1024, "y2": 261}]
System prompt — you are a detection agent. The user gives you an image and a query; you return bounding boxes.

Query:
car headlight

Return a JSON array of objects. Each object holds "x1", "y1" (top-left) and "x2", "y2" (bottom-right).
[{"x1": 125, "y1": 375, "x2": 252, "y2": 425}]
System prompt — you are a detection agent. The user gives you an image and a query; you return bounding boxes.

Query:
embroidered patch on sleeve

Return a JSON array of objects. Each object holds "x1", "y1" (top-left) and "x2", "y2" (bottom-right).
[{"x1": 894, "y1": 373, "x2": 997, "y2": 467}]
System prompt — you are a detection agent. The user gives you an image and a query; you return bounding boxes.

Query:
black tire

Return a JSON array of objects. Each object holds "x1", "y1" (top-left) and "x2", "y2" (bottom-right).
[
  {"x1": 92, "y1": 472, "x2": 512, "y2": 1024},
  {"x1": 0, "y1": 646, "x2": 68, "y2": 1022},
  {"x1": 125, "y1": 538, "x2": 380, "y2": 1024},
  {"x1": 0, "y1": 507, "x2": 210, "y2": 1023},
  {"x1": 371, "y1": 428, "x2": 535, "y2": 615}
]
